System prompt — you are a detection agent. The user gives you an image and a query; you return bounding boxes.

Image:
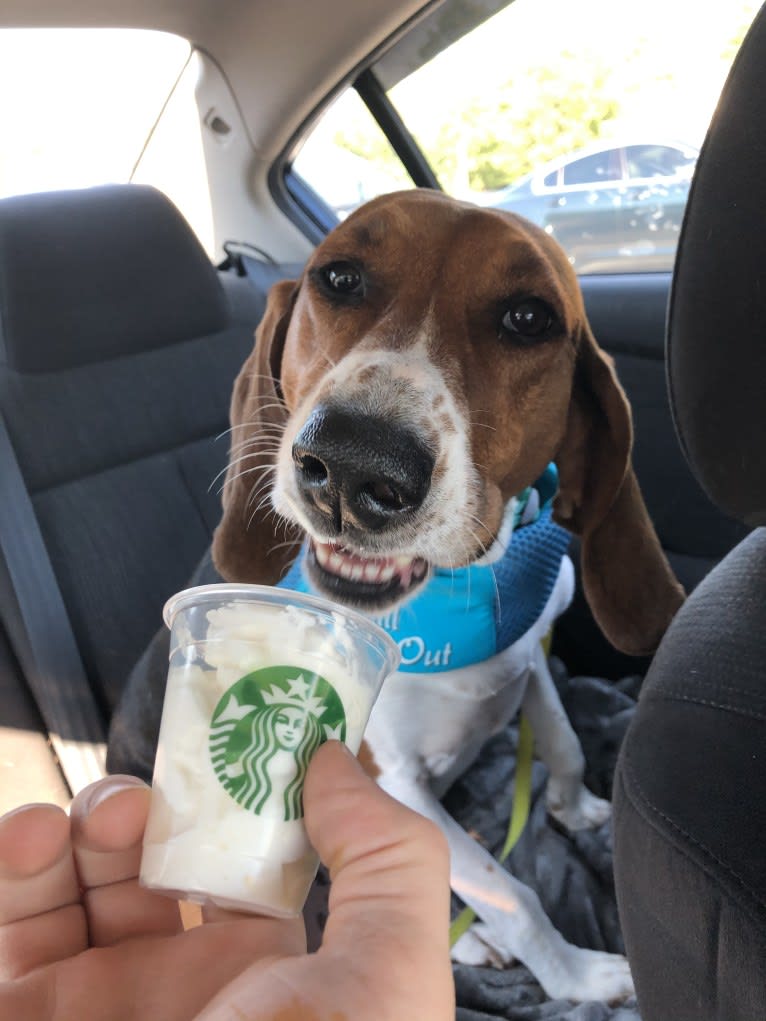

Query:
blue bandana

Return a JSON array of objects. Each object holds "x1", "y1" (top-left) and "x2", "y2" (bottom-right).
[{"x1": 279, "y1": 465, "x2": 571, "y2": 673}]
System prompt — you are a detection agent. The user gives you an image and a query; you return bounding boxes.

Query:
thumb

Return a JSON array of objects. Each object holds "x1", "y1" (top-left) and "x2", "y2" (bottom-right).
[
  {"x1": 196, "y1": 742, "x2": 455, "y2": 1021},
  {"x1": 303, "y1": 741, "x2": 455, "y2": 1019}
]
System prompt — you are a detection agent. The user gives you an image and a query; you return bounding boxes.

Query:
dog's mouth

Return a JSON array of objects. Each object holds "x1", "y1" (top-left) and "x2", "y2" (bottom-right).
[{"x1": 306, "y1": 539, "x2": 430, "y2": 610}]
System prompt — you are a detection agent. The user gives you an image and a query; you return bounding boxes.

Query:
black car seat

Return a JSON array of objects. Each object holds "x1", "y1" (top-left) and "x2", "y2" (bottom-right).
[
  {"x1": 612, "y1": 6, "x2": 766, "y2": 1018},
  {"x1": 0, "y1": 184, "x2": 278, "y2": 799},
  {"x1": 554, "y1": 270, "x2": 751, "y2": 680}
]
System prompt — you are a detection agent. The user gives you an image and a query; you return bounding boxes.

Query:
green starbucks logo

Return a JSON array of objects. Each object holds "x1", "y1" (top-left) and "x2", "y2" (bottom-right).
[{"x1": 209, "y1": 666, "x2": 346, "y2": 820}]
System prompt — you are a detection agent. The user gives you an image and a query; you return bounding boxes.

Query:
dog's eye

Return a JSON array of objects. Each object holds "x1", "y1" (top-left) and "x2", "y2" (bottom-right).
[
  {"x1": 501, "y1": 299, "x2": 554, "y2": 340},
  {"x1": 322, "y1": 262, "x2": 363, "y2": 296}
]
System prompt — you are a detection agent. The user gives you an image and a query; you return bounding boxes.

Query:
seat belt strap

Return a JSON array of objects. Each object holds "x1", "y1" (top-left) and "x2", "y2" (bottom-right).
[{"x1": 0, "y1": 414, "x2": 106, "y2": 795}]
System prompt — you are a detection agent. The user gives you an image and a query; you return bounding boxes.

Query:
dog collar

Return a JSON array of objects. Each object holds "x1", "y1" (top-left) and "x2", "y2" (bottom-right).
[{"x1": 279, "y1": 464, "x2": 570, "y2": 673}]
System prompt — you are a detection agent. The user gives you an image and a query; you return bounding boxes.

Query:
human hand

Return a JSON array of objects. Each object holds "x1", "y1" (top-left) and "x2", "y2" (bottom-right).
[{"x1": 0, "y1": 741, "x2": 454, "y2": 1020}]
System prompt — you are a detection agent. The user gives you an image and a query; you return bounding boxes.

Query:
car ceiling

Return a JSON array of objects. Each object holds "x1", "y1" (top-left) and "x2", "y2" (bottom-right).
[{"x1": 0, "y1": 0, "x2": 439, "y2": 160}]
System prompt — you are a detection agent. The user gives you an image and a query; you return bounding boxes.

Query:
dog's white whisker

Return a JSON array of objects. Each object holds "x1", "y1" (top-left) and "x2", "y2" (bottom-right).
[
  {"x1": 219, "y1": 436, "x2": 280, "y2": 457},
  {"x1": 257, "y1": 505, "x2": 296, "y2": 539},
  {"x1": 219, "y1": 420, "x2": 269, "y2": 433},
  {"x1": 245, "y1": 501, "x2": 266, "y2": 532},
  {"x1": 213, "y1": 464, "x2": 261, "y2": 494},
  {"x1": 222, "y1": 461, "x2": 275, "y2": 490},
  {"x1": 318, "y1": 349, "x2": 338, "y2": 369},
  {"x1": 247, "y1": 397, "x2": 287, "y2": 413},
  {"x1": 467, "y1": 527, "x2": 500, "y2": 612},
  {"x1": 251, "y1": 491, "x2": 276, "y2": 515},
  {"x1": 221, "y1": 468, "x2": 276, "y2": 505},
  {"x1": 269, "y1": 537, "x2": 302, "y2": 555},
  {"x1": 243, "y1": 489, "x2": 273, "y2": 517},
  {"x1": 245, "y1": 476, "x2": 279, "y2": 513},
  {"x1": 239, "y1": 426, "x2": 284, "y2": 444},
  {"x1": 209, "y1": 448, "x2": 278, "y2": 490},
  {"x1": 215, "y1": 419, "x2": 279, "y2": 442}
]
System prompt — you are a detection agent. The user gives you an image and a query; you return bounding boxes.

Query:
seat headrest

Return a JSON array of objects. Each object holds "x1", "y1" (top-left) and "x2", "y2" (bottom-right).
[
  {"x1": 0, "y1": 185, "x2": 227, "y2": 372},
  {"x1": 668, "y1": 6, "x2": 766, "y2": 527}
]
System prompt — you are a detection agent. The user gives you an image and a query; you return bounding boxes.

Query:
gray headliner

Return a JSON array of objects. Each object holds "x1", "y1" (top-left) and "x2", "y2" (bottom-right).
[{"x1": 0, "y1": 0, "x2": 435, "y2": 158}]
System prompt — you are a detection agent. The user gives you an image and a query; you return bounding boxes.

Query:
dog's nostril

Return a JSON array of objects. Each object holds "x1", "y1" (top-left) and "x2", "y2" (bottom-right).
[
  {"x1": 297, "y1": 454, "x2": 328, "y2": 485},
  {"x1": 361, "y1": 479, "x2": 405, "y2": 511}
]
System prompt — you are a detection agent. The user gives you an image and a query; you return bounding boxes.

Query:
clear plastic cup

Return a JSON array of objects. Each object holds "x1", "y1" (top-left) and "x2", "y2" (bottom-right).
[{"x1": 139, "y1": 583, "x2": 400, "y2": 917}]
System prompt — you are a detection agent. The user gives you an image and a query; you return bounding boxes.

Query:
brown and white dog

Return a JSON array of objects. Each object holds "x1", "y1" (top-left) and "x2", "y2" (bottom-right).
[{"x1": 211, "y1": 189, "x2": 684, "y2": 1002}]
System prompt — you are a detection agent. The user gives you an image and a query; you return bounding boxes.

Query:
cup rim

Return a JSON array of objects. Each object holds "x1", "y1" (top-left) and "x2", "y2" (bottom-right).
[{"x1": 163, "y1": 583, "x2": 401, "y2": 673}]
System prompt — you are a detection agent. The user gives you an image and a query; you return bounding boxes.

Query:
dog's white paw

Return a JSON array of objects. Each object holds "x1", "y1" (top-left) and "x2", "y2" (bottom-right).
[
  {"x1": 451, "y1": 922, "x2": 512, "y2": 969},
  {"x1": 453, "y1": 922, "x2": 635, "y2": 1003},
  {"x1": 541, "y1": 946, "x2": 635, "y2": 1004},
  {"x1": 546, "y1": 779, "x2": 611, "y2": 831}
]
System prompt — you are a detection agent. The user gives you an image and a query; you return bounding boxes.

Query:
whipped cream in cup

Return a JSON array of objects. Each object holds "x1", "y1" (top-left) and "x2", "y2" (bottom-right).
[{"x1": 139, "y1": 583, "x2": 400, "y2": 917}]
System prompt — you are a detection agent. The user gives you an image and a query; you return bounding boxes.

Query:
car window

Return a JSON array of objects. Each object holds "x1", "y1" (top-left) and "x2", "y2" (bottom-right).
[
  {"x1": 0, "y1": 29, "x2": 214, "y2": 256},
  {"x1": 292, "y1": 88, "x2": 413, "y2": 220},
  {"x1": 561, "y1": 151, "x2": 622, "y2": 187},
  {"x1": 293, "y1": 0, "x2": 761, "y2": 275},
  {"x1": 625, "y1": 144, "x2": 696, "y2": 179}
]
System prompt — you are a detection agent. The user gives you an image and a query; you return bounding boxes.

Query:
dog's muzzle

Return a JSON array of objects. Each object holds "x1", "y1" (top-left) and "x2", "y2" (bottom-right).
[{"x1": 290, "y1": 404, "x2": 434, "y2": 609}]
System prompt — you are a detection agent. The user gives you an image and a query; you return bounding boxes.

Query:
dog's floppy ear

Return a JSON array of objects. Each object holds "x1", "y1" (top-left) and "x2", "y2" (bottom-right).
[
  {"x1": 553, "y1": 325, "x2": 685, "y2": 655},
  {"x1": 212, "y1": 278, "x2": 303, "y2": 584}
]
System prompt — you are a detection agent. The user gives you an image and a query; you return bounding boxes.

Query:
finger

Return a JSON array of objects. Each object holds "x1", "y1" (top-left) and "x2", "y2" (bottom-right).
[
  {"x1": 202, "y1": 906, "x2": 306, "y2": 961},
  {"x1": 199, "y1": 872, "x2": 305, "y2": 956},
  {"x1": 0, "y1": 804, "x2": 86, "y2": 978},
  {"x1": 71, "y1": 775, "x2": 183, "y2": 945}
]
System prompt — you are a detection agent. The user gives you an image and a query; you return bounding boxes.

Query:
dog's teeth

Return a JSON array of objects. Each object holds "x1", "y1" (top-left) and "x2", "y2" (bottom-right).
[
  {"x1": 314, "y1": 543, "x2": 329, "y2": 567},
  {"x1": 313, "y1": 541, "x2": 426, "y2": 590},
  {"x1": 363, "y1": 563, "x2": 381, "y2": 582}
]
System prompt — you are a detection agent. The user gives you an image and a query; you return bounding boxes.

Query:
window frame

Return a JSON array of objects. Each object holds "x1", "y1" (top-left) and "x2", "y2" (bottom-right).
[
  {"x1": 276, "y1": 65, "x2": 440, "y2": 242},
  {"x1": 270, "y1": 0, "x2": 711, "y2": 279},
  {"x1": 269, "y1": 0, "x2": 446, "y2": 243}
]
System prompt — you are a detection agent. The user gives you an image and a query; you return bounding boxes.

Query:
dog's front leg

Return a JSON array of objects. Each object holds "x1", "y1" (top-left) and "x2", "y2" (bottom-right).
[
  {"x1": 522, "y1": 643, "x2": 610, "y2": 831},
  {"x1": 378, "y1": 773, "x2": 633, "y2": 1003}
]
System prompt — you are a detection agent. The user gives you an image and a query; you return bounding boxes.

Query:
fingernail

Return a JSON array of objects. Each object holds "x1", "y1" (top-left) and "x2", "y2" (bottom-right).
[
  {"x1": 334, "y1": 741, "x2": 356, "y2": 759},
  {"x1": 321, "y1": 740, "x2": 358, "y2": 764},
  {"x1": 71, "y1": 774, "x2": 148, "y2": 820},
  {"x1": 0, "y1": 802, "x2": 58, "y2": 824}
]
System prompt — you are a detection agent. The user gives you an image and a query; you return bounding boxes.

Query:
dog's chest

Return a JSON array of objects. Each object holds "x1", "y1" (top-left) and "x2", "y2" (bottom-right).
[{"x1": 365, "y1": 645, "x2": 534, "y2": 791}]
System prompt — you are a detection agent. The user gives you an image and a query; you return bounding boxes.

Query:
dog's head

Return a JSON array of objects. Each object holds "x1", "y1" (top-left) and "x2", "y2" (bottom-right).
[{"x1": 213, "y1": 189, "x2": 684, "y2": 656}]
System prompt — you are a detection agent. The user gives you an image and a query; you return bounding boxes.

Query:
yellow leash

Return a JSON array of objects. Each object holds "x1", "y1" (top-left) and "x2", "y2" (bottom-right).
[
  {"x1": 448, "y1": 632, "x2": 551, "y2": 948},
  {"x1": 448, "y1": 714, "x2": 534, "y2": 946}
]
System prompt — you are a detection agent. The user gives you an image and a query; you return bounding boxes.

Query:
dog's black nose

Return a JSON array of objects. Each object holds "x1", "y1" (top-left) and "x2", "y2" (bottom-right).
[{"x1": 292, "y1": 405, "x2": 434, "y2": 532}]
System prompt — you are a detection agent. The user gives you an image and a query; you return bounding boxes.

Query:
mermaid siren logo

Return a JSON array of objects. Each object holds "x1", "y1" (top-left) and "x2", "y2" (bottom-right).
[{"x1": 209, "y1": 667, "x2": 346, "y2": 820}]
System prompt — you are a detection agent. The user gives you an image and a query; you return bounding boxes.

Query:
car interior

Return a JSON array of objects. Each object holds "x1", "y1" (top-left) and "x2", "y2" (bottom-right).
[
  {"x1": 613, "y1": 8, "x2": 766, "y2": 1016},
  {"x1": 0, "y1": 1, "x2": 762, "y2": 1018}
]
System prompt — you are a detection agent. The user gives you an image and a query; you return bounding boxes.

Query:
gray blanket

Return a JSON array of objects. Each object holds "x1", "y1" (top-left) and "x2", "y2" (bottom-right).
[
  {"x1": 445, "y1": 660, "x2": 641, "y2": 1020},
  {"x1": 306, "y1": 659, "x2": 642, "y2": 1019}
]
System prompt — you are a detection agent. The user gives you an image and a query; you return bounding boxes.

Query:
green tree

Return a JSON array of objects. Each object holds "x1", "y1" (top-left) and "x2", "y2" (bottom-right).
[
  {"x1": 331, "y1": 48, "x2": 621, "y2": 196},
  {"x1": 721, "y1": 3, "x2": 758, "y2": 62},
  {"x1": 404, "y1": 51, "x2": 621, "y2": 193}
]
